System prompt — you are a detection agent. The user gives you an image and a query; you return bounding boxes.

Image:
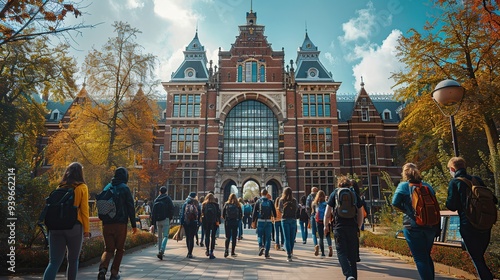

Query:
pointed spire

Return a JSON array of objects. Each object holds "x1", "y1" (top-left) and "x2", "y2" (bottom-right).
[{"x1": 360, "y1": 76, "x2": 365, "y2": 88}]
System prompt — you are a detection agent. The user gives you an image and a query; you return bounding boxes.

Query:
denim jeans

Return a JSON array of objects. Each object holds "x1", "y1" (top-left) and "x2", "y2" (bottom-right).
[
  {"x1": 274, "y1": 220, "x2": 284, "y2": 246},
  {"x1": 238, "y1": 219, "x2": 243, "y2": 238},
  {"x1": 310, "y1": 215, "x2": 318, "y2": 246},
  {"x1": 257, "y1": 220, "x2": 273, "y2": 254},
  {"x1": 316, "y1": 222, "x2": 332, "y2": 255},
  {"x1": 333, "y1": 226, "x2": 359, "y2": 280},
  {"x1": 403, "y1": 227, "x2": 436, "y2": 280},
  {"x1": 282, "y1": 219, "x2": 297, "y2": 257},
  {"x1": 460, "y1": 224, "x2": 494, "y2": 280},
  {"x1": 43, "y1": 223, "x2": 83, "y2": 280},
  {"x1": 184, "y1": 223, "x2": 198, "y2": 255},
  {"x1": 156, "y1": 218, "x2": 170, "y2": 254},
  {"x1": 299, "y1": 219, "x2": 308, "y2": 243}
]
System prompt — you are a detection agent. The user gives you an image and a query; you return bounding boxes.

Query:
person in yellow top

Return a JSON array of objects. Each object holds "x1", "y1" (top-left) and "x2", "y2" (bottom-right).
[
  {"x1": 274, "y1": 196, "x2": 285, "y2": 250},
  {"x1": 43, "y1": 162, "x2": 90, "y2": 280}
]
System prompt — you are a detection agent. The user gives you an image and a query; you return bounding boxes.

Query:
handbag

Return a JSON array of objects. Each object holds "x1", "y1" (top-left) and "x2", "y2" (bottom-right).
[{"x1": 173, "y1": 225, "x2": 185, "y2": 242}]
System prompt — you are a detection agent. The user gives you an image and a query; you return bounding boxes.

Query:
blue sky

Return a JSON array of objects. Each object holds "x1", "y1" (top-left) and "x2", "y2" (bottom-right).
[{"x1": 66, "y1": 0, "x2": 440, "y2": 95}]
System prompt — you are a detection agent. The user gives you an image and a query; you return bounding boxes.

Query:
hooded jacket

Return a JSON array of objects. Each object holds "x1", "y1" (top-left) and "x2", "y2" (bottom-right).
[
  {"x1": 102, "y1": 167, "x2": 136, "y2": 227},
  {"x1": 151, "y1": 193, "x2": 174, "y2": 225},
  {"x1": 179, "y1": 196, "x2": 201, "y2": 226}
]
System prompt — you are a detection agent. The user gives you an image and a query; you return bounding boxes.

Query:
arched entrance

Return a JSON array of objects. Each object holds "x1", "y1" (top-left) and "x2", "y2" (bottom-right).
[
  {"x1": 265, "y1": 179, "x2": 281, "y2": 200},
  {"x1": 242, "y1": 179, "x2": 260, "y2": 202},
  {"x1": 222, "y1": 179, "x2": 237, "y2": 203}
]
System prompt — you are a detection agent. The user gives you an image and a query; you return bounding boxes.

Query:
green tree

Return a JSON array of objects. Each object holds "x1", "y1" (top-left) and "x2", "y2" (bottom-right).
[{"x1": 393, "y1": 0, "x2": 500, "y2": 196}]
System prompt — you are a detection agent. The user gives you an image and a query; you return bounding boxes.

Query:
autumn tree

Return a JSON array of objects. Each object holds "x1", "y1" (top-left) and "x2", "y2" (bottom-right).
[
  {"x1": 0, "y1": 0, "x2": 94, "y2": 46},
  {"x1": 393, "y1": 0, "x2": 500, "y2": 196},
  {"x1": 47, "y1": 22, "x2": 159, "y2": 192}
]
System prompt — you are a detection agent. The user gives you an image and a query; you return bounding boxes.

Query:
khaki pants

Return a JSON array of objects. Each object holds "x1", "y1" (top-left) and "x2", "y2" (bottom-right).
[{"x1": 99, "y1": 223, "x2": 128, "y2": 276}]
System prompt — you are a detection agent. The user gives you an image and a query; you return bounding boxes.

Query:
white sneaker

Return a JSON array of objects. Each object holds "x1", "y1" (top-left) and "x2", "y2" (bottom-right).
[{"x1": 347, "y1": 276, "x2": 356, "y2": 280}]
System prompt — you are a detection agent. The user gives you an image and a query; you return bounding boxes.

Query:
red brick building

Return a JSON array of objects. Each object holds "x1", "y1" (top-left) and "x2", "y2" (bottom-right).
[
  {"x1": 158, "y1": 9, "x2": 403, "y2": 203},
  {"x1": 44, "y1": 9, "x2": 403, "y2": 205}
]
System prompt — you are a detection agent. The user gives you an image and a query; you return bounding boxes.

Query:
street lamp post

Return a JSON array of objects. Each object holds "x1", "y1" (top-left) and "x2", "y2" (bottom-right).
[
  {"x1": 365, "y1": 143, "x2": 375, "y2": 232},
  {"x1": 431, "y1": 79, "x2": 465, "y2": 156}
]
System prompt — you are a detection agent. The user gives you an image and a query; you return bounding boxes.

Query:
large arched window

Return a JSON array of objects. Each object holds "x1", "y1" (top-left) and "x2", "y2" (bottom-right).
[{"x1": 223, "y1": 100, "x2": 279, "y2": 168}]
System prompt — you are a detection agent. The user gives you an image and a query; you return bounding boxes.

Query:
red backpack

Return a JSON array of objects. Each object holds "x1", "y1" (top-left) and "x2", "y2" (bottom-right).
[{"x1": 409, "y1": 183, "x2": 441, "y2": 226}]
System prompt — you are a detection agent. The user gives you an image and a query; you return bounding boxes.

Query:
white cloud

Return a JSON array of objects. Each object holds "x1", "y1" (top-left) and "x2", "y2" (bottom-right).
[
  {"x1": 153, "y1": 0, "x2": 201, "y2": 28},
  {"x1": 351, "y1": 29, "x2": 404, "y2": 93},
  {"x1": 339, "y1": 1, "x2": 376, "y2": 43},
  {"x1": 126, "y1": 0, "x2": 145, "y2": 9},
  {"x1": 323, "y1": 52, "x2": 335, "y2": 65}
]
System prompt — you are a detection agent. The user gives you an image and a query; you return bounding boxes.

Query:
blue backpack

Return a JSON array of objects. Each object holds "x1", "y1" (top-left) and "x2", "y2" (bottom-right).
[
  {"x1": 315, "y1": 201, "x2": 327, "y2": 223},
  {"x1": 259, "y1": 199, "x2": 272, "y2": 219}
]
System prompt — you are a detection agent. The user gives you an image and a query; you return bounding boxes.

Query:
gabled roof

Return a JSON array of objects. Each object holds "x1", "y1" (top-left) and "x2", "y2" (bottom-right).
[
  {"x1": 295, "y1": 32, "x2": 334, "y2": 82},
  {"x1": 170, "y1": 31, "x2": 209, "y2": 82},
  {"x1": 336, "y1": 86, "x2": 402, "y2": 123}
]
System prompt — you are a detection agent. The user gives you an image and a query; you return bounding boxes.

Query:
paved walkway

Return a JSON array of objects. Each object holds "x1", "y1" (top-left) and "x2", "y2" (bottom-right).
[{"x1": 10, "y1": 227, "x2": 467, "y2": 280}]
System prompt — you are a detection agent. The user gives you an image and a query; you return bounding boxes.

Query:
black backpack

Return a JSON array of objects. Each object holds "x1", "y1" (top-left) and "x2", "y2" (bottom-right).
[
  {"x1": 203, "y1": 203, "x2": 217, "y2": 225},
  {"x1": 96, "y1": 184, "x2": 120, "y2": 223},
  {"x1": 282, "y1": 199, "x2": 297, "y2": 219},
  {"x1": 40, "y1": 187, "x2": 78, "y2": 230},
  {"x1": 152, "y1": 200, "x2": 168, "y2": 222},
  {"x1": 226, "y1": 203, "x2": 239, "y2": 220}
]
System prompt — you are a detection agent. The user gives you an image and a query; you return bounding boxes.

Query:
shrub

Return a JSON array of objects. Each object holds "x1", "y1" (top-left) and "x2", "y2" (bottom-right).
[
  {"x1": 360, "y1": 230, "x2": 499, "y2": 279},
  {"x1": 12, "y1": 230, "x2": 155, "y2": 274}
]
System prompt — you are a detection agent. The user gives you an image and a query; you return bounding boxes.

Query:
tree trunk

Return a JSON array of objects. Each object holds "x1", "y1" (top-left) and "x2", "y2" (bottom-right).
[{"x1": 483, "y1": 116, "x2": 500, "y2": 198}]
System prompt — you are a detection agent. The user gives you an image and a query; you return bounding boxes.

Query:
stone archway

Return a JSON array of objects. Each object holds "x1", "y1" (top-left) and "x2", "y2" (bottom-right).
[
  {"x1": 265, "y1": 179, "x2": 282, "y2": 200},
  {"x1": 222, "y1": 179, "x2": 237, "y2": 203}
]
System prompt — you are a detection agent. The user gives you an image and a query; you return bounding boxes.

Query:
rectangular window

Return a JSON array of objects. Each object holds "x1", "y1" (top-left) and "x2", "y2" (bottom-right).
[
  {"x1": 238, "y1": 65, "x2": 242, "y2": 82},
  {"x1": 158, "y1": 145, "x2": 164, "y2": 164},
  {"x1": 302, "y1": 94, "x2": 331, "y2": 117},
  {"x1": 170, "y1": 168, "x2": 198, "y2": 201},
  {"x1": 361, "y1": 107, "x2": 369, "y2": 121},
  {"x1": 304, "y1": 168, "x2": 335, "y2": 196},
  {"x1": 303, "y1": 127, "x2": 333, "y2": 155},
  {"x1": 170, "y1": 127, "x2": 199, "y2": 156},
  {"x1": 359, "y1": 136, "x2": 376, "y2": 165},
  {"x1": 172, "y1": 94, "x2": 201, "y2": 117}
]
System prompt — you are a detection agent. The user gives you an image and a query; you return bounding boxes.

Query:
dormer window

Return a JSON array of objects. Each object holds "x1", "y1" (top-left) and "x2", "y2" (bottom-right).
[
  {"x1": 307, "y1": 68, "x2": 319, "y2": 79},
  {"x1": 185, "y1": 68, "x2": 195, "y2": 79},
  {"x1": 382, "y1": 109, "x2": 392, "y2": 120},
  {"x1": 51, "y1": 109, "x2": 60, "y2": 120}
]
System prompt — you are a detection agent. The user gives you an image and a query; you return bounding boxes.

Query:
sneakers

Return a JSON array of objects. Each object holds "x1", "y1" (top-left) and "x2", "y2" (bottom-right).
[
  {"x1": 109, "y1": 274, "x2": 121, "y2": 280},
  {"x1": 265, "y1": 253, "x2": 270, "y2": 259},
  {"x1": 302, "y1": 241, "x2": 307, "y2": 244},
  {"x1": 187, "y1": 253, "x2": 193, "y2": 259},
  {"x1": 231, "y1": 252, "x2": 237, "y2": 257},
  {"x1": 157, "y1": 252, "x2": 163, "y2": 260},
  {"x1": 314, "y1": 245, "x2": 319, "y2": 256},
  {"x1": 200, "y1": 242, "x2": 204, "y2": 247},
  {"x1": 328, "y1": 246, "x2": 333, "y2": 257},
  {"x1": 224, "y1": 250, "x2": 229, "y2": 258},
  {"x1": 97, "y1": 268, "x2": 106, "y2": 280},
  {"x1": 205, "y1": 250, "x2": 210, "y2": 256},
  {"x1": 347, "y1": 277, "x2": 356, "y2": 280},
  {"x1": 287, "y1": 255, "x2": 292, "y2": 262},
  {"x1": 209, "y1": 253, "x2": 216, "y2": 259},
  {"x1": 258, "y1": 247, "x2": 265, "y2": 256},
  {"x1": 274, "y1": 244, "x2": 280, "y2": 250}
]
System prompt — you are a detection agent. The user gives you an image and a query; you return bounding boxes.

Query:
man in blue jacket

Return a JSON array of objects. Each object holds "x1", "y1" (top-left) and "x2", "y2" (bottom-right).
[{"x1": 98, "y1": 167, "x2": 137, "y2": 280}]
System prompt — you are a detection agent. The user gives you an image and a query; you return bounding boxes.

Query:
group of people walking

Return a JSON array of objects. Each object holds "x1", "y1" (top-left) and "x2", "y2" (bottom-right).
[{"x1": 41, "y1": 156, "x2": 497, "y2": 280}]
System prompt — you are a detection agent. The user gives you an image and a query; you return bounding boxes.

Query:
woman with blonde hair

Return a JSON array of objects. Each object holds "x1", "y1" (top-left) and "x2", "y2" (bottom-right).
[
  {"x1": 278, "y1": 187, "x2": 298, "y2": 262},
  {"x1": 392, "y1": 163, "x2": 439, "y2": 280},
  {"x1": 312, "y1": 190, "x2": 332, "y2": 258},
  {"x1": 222, "y1": 193, "x2": 242, "y2": 257},
  {"x1": 201, "y1": 193, "x2": 220, "y2": 259}
]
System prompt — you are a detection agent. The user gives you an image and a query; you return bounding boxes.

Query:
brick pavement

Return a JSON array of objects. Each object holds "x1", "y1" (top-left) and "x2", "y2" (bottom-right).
[{"x1": 9, "y1": 227, "x2": 468, "y2": 280}]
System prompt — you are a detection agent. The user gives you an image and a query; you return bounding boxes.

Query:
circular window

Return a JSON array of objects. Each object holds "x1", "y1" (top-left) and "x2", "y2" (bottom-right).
[
  {"x1": 309, "y1": 70, "x2": 316, "y2": 77},
  {"x1": 187, "y1": 70, "x2": 194, "y2": 77}
]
